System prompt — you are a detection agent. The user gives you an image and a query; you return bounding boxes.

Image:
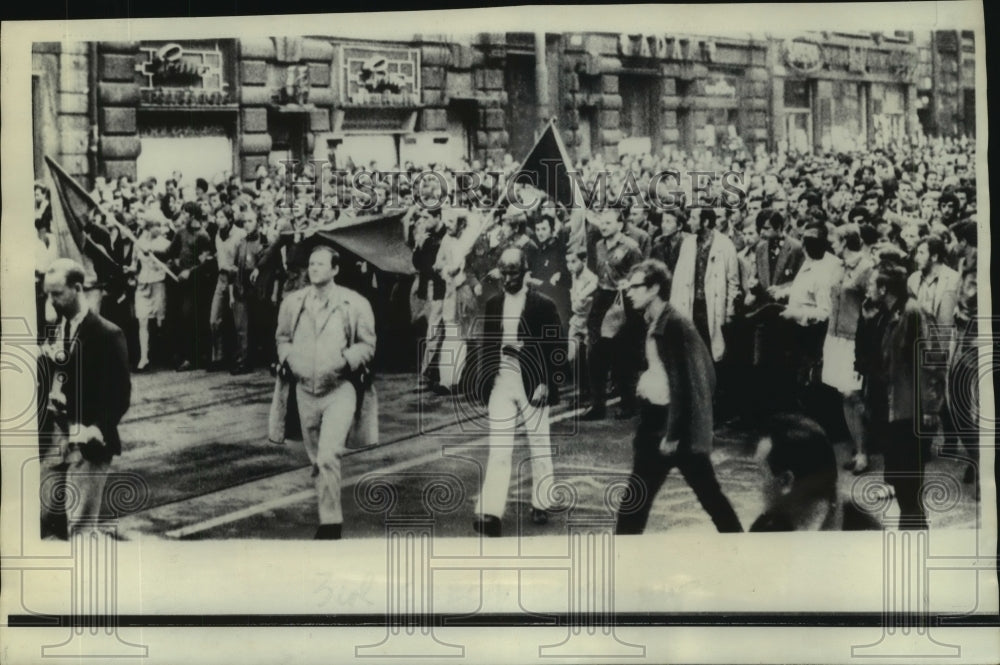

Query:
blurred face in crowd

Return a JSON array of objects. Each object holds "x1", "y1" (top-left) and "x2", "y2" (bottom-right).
[
  {"x1": 215, "y1": 208, "x2": 230, "y2": 230},
  {"x1": 688, "y1": 209, "x2": 704, "y2": 234},
  {"x1": 795, "y1": 197, "x2": 810, "y2": 219},
  {"x1": 628, "y1": 203, "x2": 647, "y2": 228},
  {"x1": 900, "y1": 224, "x2": 920, "y2": 251},
  {"x1": 243, "y1": 211, "x2": 258, "y2": 236},
  {"x1": 307, "y1": 248, "x2": 338, "y2": 287},
  {"x1": 925, "y1": 171, "x2": 941, "y2": 191},
  {"x1": 771, "y1": 196, "x2": 788, "y2": 214},
  {"x1": 598, "y1": 212, "x2": 622, "y2": 239},
  {"x1": 565, "y1": 252, "x2": 584, "y2": 277},
  {"x1": 863, "y1": 197, "x2": 880, "y2": 218},
  {"x1": 145, "y1": 220, "x2": 162, "y2": 239},
  {"x1": 960, "y1": 271, "x2": 977, "y2": 307},
  {"x1": 534, "y1": 217, "x2": 553, "y2": 244},
  {"x1": 919, "y1": 195, "x2": 938, "y2": 220},
  {"x1": 498, "y1": 250, "x2": 527, "y2": 294},
  {"x1": 898, "y1": 181, "x2": 916, "y2": 206},
  {"x1": 939, "y1": 198, "x2": 957, "y2": 220},
  {"x1": 741, "y1": 221, "x2": 759, "y2": 250},
  {"x1": 914, "y1": 242, "x2": 934, "y2": 273},
  {"x1": 746, "y1": 198, "x2": 762, "y2": 220},
  {"x1": 660, "y1": 212, "x2": 680, "y2": 237},
  {"x1": 200, "y1": 199, "x2": 213, "y2": 220},
  {"x1": 35, "y1": 186, "x2": 47, "y2": 205},
  {"x1": 955, "y1": 190, "x2": 968, "y2": 210},
  {"x1": 866, "y1": 270, "x2": 885, "y2": 305},
  {"x1": 763, "y1": 174, "x2": 779, "y2": 195}
]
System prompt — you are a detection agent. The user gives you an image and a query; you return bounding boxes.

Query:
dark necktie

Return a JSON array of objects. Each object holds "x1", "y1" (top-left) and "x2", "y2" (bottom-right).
[{"x1": 63, "y1": 318, "x2": 72, "y2": 358}]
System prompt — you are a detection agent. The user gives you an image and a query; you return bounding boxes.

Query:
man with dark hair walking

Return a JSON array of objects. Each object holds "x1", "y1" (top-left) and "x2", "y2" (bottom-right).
[{"x1": 615, "y1": 259, "x2": 743, "y2": 535}]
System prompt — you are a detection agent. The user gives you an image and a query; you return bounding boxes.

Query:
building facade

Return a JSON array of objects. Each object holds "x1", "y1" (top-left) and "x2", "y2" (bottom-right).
[{"x1": 32, "y1": 31, "x2": 973, "y2": 188}]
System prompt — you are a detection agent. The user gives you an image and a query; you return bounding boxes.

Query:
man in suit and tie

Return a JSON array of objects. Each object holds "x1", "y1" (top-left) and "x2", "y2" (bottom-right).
[
  {"x1": 275, "y1": 245, "x2": 376, "y2": 540},
  {"x1": 39, "y1": 258, "x2": 131, "y2": 539},
  {"x1": 469, "y1": 248, "x2": 566, "y2": 537}
]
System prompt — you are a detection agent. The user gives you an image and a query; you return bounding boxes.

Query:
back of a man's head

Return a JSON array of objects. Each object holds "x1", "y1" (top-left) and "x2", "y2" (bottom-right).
[{"x1": 762, "y1": 413, "x2": 838, "y2": 498}]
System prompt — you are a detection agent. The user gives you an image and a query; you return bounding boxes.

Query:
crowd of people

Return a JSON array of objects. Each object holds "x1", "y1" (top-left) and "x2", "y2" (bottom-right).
[{"x1": 34, "y1": 131, "x2": 981, "y2": 536}]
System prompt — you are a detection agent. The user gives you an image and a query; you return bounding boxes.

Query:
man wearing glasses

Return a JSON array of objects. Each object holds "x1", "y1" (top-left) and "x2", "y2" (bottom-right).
[{"x1": 615, "y1": 260, "x2": 743, "y2": 535}]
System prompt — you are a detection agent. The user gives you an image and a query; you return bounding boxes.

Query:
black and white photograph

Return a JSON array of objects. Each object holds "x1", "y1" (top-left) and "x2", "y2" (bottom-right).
[{"x1": 1, "y1": 3, "x2": 995, "y2": 664}]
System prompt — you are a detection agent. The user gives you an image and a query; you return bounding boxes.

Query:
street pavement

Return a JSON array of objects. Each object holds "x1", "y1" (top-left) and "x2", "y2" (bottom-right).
[{"x1": 115, "y1": 367, "x2": 983, "y2": 540}]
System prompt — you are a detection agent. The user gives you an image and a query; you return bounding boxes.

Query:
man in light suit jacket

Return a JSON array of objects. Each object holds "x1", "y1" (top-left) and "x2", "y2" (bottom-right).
[
  {"x1": 669, "y1": 207, "x2": 739, "y2": 362},
  {"x1": 39, "y1": 259, "x2": 131, "y2": 539},
  {"x1": 275, "y1": 245, "x2": 376, "y2": 540},
  {"x1": 467, "y1": 248, "x2": 566, "y2": 537}
]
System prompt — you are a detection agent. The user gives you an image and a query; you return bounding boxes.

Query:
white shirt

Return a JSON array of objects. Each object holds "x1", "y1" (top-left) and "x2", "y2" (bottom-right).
[
  {"x1": 636, "y1": 304, "x2": 670, "y2": 405},
  {"x1": 499, "y1": 285, "x2": 527, "y2": 377},
  {"x1": 501, "y1": 285, "x2": 527, "y2": 347},
  {"x1": 786, "y1": 253, "x2": 843, "y2": 323}
]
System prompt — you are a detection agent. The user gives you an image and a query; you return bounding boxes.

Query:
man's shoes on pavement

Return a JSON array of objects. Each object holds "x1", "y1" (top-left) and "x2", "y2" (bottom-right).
[
  {"x1": 314, "y1": 524, "x2": 342, "y2": 540},
  {"x1": 176, "y1": 360, "x2": 194, "y2": 372},
  {"x1": 473, "y1": 514, "x2": 502, "y2": 538},
  {"x1": 531, "y1": 508, "x2": 549, "y2": 525},
  {"x1": 581, "y1": 406, "x2": 606, "y2": 421}
]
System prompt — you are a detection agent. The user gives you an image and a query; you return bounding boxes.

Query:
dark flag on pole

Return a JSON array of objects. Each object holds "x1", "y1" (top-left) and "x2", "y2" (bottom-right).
[
  {"x1": 281, "y1": 211, "x2": 415, "y2": 275},
  {"x1": 44, "y1": 156, "x2": 123, "y2": 289},
  {"x1": 509, "y1": 118, "x2": 582, "y2": 210},
  {"x1": 508, "y1": 119, "x2": 591, "y2": 252}
]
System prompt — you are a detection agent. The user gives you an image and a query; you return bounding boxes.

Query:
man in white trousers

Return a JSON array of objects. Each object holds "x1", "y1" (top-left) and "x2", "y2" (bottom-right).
[{"x1": 469, "y1": 248, "x2": 566, "y2": 537}]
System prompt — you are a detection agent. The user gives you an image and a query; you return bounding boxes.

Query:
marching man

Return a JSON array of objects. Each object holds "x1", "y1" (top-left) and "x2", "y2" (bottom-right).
[
  {"x1": 469, "y1": 247, "x2": 565, "y2": 537},
  {"x1": 275, "y1": 245, "x2": 376, "y2": 540}
]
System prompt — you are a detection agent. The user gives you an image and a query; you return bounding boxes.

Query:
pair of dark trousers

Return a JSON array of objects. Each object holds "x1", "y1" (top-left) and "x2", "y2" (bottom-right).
[
  {"x1": 615, "y1": 402, "x2": 744, "y2": 535},
  {"x1": 233, "y1": 295, "x2": 269, "y2": 368},
  {"x1": 883, "y1": 419, "x2": 932, "y2": 529},
  {"x1": 172, "y1": 277, "x2": 203, "y2": 365},
  {"x1": 587, "y1": 289, "x2": 640, "y2": 411}
]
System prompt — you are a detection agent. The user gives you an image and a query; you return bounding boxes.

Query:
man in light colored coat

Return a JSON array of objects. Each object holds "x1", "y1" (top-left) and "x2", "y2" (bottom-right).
[
  {"x1": 669, "y1": 207, "x2": 739, "y2": 362},
  {"x1": 275, "y1": 245, "x2": 376, "y2": 540}
]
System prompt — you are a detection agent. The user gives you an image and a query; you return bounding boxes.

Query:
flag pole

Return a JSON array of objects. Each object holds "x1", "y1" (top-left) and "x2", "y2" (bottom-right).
[
  {"x1": 105, "y1": 213, "x2": 180, "y2": 282},
  {"x1": 45, "y1": 156, "x2": 179, "y2": 282}
]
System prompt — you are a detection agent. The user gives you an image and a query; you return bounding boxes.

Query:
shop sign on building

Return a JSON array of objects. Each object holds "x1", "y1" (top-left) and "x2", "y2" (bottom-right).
[
  {"x1": 783, "y1": 38, "x2": 824, "y2": 74},
  {"x1": 340, "y1": 46, "x2": 420, "y2": 107},
  {"x1": 137, "y1": 42, "x2": 230, "y2": 105},
  {"x1": 703, "y1": 76, "x2": 737, "y2": 97},
  {"x1": 617, "y1": 34, "x2": 716, "y2": 62}
]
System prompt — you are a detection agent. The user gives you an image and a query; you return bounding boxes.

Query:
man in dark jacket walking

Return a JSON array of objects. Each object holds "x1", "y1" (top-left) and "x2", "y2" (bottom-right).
[{"x1": 615, "y1": 259, "x2": 743, "y2": 535}]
